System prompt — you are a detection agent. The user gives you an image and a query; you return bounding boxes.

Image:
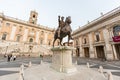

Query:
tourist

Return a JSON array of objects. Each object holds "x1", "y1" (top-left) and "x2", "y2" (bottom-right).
[
  {"x1": 7, "y1": 54, "x2": 11, "y2": 62},
  {"x1": 13, "y1": 55, "x2": 16, "y2": 61}
]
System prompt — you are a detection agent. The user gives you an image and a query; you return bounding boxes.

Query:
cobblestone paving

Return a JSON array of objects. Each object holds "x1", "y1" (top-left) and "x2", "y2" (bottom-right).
[{"x1": 0, "y1": 56, "x2": 119, "y2": 80}]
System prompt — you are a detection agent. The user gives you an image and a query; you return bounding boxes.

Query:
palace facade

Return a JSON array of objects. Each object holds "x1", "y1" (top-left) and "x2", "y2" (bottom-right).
[
  {"x1": 0, "y1": 11, "x2": 56, "y2": 56},
  {"x1": 72, "y1": 7, "x2": 120, "y2": 60}
]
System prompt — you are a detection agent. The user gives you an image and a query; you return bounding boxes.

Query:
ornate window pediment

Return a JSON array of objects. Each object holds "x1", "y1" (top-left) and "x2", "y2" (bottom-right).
[
  {"x1": 41, "y1": 31, "x2": 44, "y2": 35},
  {"x1": 6, "y1": 23, "x2": 10, "y2": 27}
]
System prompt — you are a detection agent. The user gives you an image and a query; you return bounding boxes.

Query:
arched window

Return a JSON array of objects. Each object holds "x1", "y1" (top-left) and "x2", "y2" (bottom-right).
[
  {"x1": 2, "y1": 33, "x2": 7, "y2": 40},
  {"x1": 29, "y1": 38, "x2": 33, "y2": 42},
  {"x1": 113, "y1": 25, "x2": 120, "y2": 36}
]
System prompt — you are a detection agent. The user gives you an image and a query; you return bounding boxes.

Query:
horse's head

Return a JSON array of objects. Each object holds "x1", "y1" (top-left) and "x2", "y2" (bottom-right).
[{"x1": 65, "y1": 16, "x2": 71, "y2": 24}]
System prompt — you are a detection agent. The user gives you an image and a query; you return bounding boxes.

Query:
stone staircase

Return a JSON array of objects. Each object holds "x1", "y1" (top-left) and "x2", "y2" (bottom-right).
[{"x1": 0, "y1": 41, "x2": 53, "y2": 56}]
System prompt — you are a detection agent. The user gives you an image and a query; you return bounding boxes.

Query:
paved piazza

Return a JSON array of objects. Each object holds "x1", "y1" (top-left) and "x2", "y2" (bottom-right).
[{"x1": 0, "y1": 56, "x2": 120, "y2": 80}]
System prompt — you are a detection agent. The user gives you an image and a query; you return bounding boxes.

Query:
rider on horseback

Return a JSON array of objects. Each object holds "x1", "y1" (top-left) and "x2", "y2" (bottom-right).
[
  {"x1": 58, "y1": 16, "x2": 65, "y2": 38},
  {"x1": 53, "y1": 16, "x2": 73, "y2": 47}
]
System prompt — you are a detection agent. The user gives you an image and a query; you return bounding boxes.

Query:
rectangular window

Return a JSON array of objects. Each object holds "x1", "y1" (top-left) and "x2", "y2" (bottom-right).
[
  {"x1": 16, "y1": 36, "x2": 21, "y2": 42},
  {"x1": 96, "y1": 35, "x2": 100, "y2": 42},
  {"x1": 40, "y1": 40, "x2": 43, "y2": 44},
  {"x1": 2, "y1": 34, "x2": 7, "y2": 40}
]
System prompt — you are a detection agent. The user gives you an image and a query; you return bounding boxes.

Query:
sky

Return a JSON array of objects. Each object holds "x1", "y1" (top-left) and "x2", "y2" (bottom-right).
[{"x1": 0, "y1": 0, "x2": 120, "y2": 31}]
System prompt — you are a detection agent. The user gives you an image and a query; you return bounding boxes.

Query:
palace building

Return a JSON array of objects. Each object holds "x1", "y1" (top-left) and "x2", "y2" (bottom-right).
[
  {"x1": 72, "y1": 7, "x2": 120, "y2": 60},
  {"x1": 0, "y1": 11, "x2": 55, "y2": 56}
]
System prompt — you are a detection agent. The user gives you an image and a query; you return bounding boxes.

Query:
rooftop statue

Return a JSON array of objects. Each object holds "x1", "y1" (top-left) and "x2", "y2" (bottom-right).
[{"x1": 53, "y1": 16, "x2": 73, "y2": 47}]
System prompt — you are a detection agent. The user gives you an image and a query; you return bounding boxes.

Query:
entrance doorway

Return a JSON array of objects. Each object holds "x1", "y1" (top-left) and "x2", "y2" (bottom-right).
[
  {"x1": 84, "y1": 47, "x2": 89, "y2": 58},
  {"x1": 115, "y1": 44, "x2": 120, "y2": 60},
  {"x1": 76, "y1": 47, "x2": 80, "y2": 57},
  {"x1": 96, "y1": 46, "x2": 106, "y2": 60}
]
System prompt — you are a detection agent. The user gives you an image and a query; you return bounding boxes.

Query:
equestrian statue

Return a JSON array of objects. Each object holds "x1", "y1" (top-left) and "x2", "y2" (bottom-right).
[{"x1": 53, "y1": 16, "x2": 73, "y2": 47}]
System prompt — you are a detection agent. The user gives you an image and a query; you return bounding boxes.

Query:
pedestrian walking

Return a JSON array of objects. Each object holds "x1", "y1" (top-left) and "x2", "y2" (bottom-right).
[
  {"x1": 7, "y1": 55, "x2": 11, "y2": 62},
  {"x1": 13, "y1": 55, "x2": 16, "y2": 61}
]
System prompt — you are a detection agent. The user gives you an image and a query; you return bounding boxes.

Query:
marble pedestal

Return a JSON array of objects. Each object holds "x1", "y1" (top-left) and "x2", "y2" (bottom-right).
[{"x1": 51, "y1": 46, "x2": 77, "y2": 73}]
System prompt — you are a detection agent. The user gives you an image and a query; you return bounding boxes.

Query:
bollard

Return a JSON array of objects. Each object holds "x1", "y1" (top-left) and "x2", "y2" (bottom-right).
[
  {"x1": 98, "y1": 66, "x2": 103, "y2": 73},
  {"x1": 20, "y1": 64, "x2": 24, "y2": 70},
  {"x1": 20, "y1": 64, "x2": 24, "y2": 75},
  {"x1": 19, "y1": 64, "x2": 24, "y2": 80},
  {"x1": 41, "y1": 77, "x2": 46, "y2": 80},
  {"x1": 87, "y1": 62, "x2": 90, "y2": 68},
  {"x1": 40, "y1": 60, "x2": 43, "y2": 64},
  {"x1": 18, "y1": 74, "x2": 23, "y2": 80},
  {"x1": 107, "y1": 71, "x2": 113, "y2": 80},
  {"x1": 75, "y1": 60, "x2": 77, "y2": 65},
  {"x1": 90, "y1": 78, "x2": 93, "y2": 80},
  {"x1": 28, "y1": 61, "x2": 32, "y2": 67}
]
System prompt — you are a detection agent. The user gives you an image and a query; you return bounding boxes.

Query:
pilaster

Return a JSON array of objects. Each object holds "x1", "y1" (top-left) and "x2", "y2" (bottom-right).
[
  {"x1": 103, "y1": 28, "x2": 113, "y2": 60},
  {"x1": 23, "y1": 28, "x2": 28, "y2": 42},
  {"x1": 10, "y1": 26, "x2": 17, "y2": 40},
  {"x1": 44, "y1": 32, "x2": 48, "y2": 45},
  {"x1": 112, "y1": 45, "x2": 118, "y2": 60},
  {"x1": 79, "y1": 37, "x2": 83, "y2": 57},
  {"x1": 35, "y1": 31, "x2": 39, "y2": 43},
  {"x1": 88, "y1": 33, "x2": 94, "y2": 58}
]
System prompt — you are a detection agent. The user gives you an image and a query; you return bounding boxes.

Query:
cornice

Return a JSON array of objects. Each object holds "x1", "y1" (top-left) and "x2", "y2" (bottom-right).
[
  {"x1": 73, "y1": 6, "x2": 120, "y2": 36},
  {"x1": 0, "y1": 12, "x2": 54, "y2": 32}
]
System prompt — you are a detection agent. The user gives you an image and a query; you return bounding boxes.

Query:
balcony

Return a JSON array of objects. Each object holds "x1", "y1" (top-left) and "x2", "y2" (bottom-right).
[
  {"x1": 93, "y1": 40, "x2": 105, "y2": 46},
  {"x1": 82, "y1": 43, "x2": 89, "y2": 47}
]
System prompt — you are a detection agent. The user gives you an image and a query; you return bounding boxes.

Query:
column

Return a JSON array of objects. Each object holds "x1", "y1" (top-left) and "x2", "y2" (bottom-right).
[
  {"x1": 94, "y1": 47, "x2": 97, "y2": 58},
  {"x1": 88, "y1": 33, "x2": 95, "y2": 58},
  {"x1": 103, "y1": 28, "x2": 113, "y2": 60},
  {"x1": 79, "y1": 37, "x2": 84, "y2": 57},
  {"x1": 35, "y1": 31, "x2": 39, "y2": 43},
  {"x1": 108, "y1": 28, "x2": 113, "y2": 41},
  {"x1": 23, "y1": 29, "x2": 28, "y2": 42},
  {"x1": 112, "y1": 45, "x2": 118, "y2": 60},
  {"x1": 44, "y1": 32, "x2": 48, "y2": 45},
  {"x1": 10, "y1": 26, "x2": 17, "y2": 40}
]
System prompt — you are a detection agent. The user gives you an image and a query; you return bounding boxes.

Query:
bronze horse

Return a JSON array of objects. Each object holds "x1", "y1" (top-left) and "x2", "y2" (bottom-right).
[{"x1": 53, "y1": 16, "x2": 72, "y2": 47}]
